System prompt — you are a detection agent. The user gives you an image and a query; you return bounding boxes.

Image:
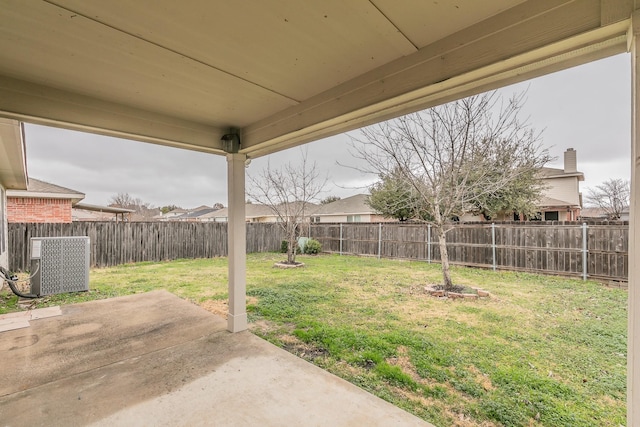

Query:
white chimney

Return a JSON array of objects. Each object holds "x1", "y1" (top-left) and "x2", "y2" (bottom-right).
[{"x1": 564, "y1": 148, "x2": 577, "y2": 173}]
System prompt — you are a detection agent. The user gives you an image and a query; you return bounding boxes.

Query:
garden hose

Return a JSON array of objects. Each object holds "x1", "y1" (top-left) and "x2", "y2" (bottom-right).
[{"x1": 0, "y1": 265, "x2": 39, "y2": 299}]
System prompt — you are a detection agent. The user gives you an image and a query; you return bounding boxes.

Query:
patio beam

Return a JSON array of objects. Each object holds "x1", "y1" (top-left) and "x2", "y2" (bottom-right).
[
  {"x1": 241, "y1": 0, "x2": 630, "y2": 158},
  {"x1": 226, "y1": 153, "x2": 247, "y2": 333},
  {"x1": 0, "y1": 75, "x2": 226, "y2": 155},
  {"x1": 628, "y1": 10, "x2": 640, "y2": 425}
]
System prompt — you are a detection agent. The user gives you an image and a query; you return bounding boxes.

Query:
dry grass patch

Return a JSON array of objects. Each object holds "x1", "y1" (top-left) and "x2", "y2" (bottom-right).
[{"x1": 199, "y1": 296, "x2": 258, "y2": 318}]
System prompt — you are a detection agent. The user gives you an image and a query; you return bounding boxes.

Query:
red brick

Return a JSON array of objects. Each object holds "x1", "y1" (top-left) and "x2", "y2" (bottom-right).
[{"x1": 7, "y1": 197, "x2": 73, "y2": 223}]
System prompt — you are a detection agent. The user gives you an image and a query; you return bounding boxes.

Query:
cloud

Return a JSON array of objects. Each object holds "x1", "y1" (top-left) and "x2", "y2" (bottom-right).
[{"x1": 24, "y1": 123, "x2": 229, "y2": 208}]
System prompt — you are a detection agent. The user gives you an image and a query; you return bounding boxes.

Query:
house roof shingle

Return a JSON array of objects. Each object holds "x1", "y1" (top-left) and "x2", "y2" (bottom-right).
[
  {"x1": 200, "y1": 203, "x2": 275, "y2": 220},
  {"x1": 540, "y1": 167, "x2": 585, "y2": 181},
  {"x1": 313, "y1": 194, "x2": 377, "y2": 216},
  {"x1": 175, "y1": 208, "x2": 218, "y2": 219},
  {"x1": 7, "y1": 178, "x2": 85, "y2": 204},
  {"x1": 537, "y1": 195, "x2": 579, "y2": 209}
]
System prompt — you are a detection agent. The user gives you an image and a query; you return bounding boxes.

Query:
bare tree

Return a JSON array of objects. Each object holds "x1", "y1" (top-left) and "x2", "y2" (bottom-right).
[
  {"x1": 109, "y1": 192, "x2": 137, "y2": 209},
  {"x1": 585, "y1": 178, "x2": 630, "y2": 220},
  {"x1": 109, "y1": 192, "x2": 157, "y2": 220},
  {"x1": 247, "y1": 150, "x2": 327, "y2": 264},
  {"x1": 350, "y1": 91, "x2": 550, "y2": 291}
]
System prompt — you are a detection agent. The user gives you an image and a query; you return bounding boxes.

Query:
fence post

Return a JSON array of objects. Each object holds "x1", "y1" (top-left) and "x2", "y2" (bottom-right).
[
  {"x1": 582, "y1": 222, "x2": 588, "y2": 281},
  {"x1": 340, "y1": 223, "x2": 343, "y2": 256},
  {"x1": 427, "y1": 224, "x2": 431, "y2": 263},
  {"x1": 491, "y1": 223, "x2": 496, "y2": 271},
  {"x1": 378, "y1": 222, "x2": 382, "y2": 259}
]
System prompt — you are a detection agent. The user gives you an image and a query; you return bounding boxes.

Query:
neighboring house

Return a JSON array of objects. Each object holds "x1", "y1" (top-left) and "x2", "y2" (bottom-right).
[
  {"x1": 580, "y1": 206, "x2": 629, "y2": 221},
  {"x1": 311, "y1": 194, "x2": 390, "y2": 223},
  {"x1": 0, "y1": 119, "x2": 28, "y2": 269},
  {"x1": 158, "y1": 208, "x2": 189, "y2": 221},
  {"x1": 202, "y1": 203, "x2": 278, "y2": 223},
  {"x1": 495, "y1": 148, "x2": 585, "y2": 222},
  {"x1": 313, "y1": 151, "x2": 583, "y2": 224},
  {"x1": 6, "y1": 178, "x2": 84, "y2": 223},
  {"x1": 72, "y1": 202, "x2": 134, "y2": 222},
  {"x1": 174, "y1": 206, "x2": 217, "y2": 222},
  {"x1": 201, "y1": 202, "x2": 319, "y2": 223},
  {"x1": 537, "y1": 148, "x2": 584, "y2": 221}
]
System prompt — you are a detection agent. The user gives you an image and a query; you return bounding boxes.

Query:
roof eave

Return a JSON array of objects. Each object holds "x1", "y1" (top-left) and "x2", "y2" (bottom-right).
[
  {"x1": 6, "y1": 189, "x2": 85, "y2": 203},
  {"x1": 0, "y1": 119, "x2": 27, "y2": 190}
]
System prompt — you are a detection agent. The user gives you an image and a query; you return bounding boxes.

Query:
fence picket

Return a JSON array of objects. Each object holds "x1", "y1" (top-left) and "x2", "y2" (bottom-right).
[
  {"x1": 8, "y1": 222, "x2": 285, "y2": 270},
  {"x1": 310, "y1": 222, "x2": 628, "y2": 284},
  {"x1": 8, "y1": 221, "x2": 628, "y2": 284}
]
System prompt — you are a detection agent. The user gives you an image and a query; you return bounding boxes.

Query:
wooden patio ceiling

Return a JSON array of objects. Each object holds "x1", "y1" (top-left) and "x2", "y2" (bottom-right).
[{"x1": 0, "y1": 1, "x2": 633, "y2": 159}]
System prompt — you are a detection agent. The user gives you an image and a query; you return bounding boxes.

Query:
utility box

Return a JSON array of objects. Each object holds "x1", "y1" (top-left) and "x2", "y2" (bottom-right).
[{"x1": 30, "y1": 236, "x2": 90, "y2": 296}]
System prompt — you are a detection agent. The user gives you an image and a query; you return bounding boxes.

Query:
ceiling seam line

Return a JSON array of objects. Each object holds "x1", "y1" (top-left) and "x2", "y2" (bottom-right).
[
  {"x1": 42, "y1": 0, "x2": 302, "y2": 105},
  {"x1": 245, "y1": 2, "x2": 601, "y2": 138},
  {"x1": 366, "y1": 0, "x2": 418, "y2": 51}
]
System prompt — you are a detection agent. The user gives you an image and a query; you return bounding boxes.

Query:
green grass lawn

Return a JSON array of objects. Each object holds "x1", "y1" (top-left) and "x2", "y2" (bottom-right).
[{"x1": 0, "y1": 253, "x2": 627, "y2": 426}]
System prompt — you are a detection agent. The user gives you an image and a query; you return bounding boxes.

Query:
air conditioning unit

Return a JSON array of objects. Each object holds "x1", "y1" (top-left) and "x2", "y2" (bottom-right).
[{"x1": 30, "y1": 236, "x2": 90, "y2": 296}]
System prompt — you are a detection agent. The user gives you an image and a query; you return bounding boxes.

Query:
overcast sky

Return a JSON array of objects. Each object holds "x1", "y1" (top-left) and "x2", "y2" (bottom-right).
[{"x1": 23, "y1": 53, "x2": 630, "y2": 209}]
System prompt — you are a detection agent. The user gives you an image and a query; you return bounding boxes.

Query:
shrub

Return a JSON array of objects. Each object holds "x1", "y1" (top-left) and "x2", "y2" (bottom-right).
[{"x1": 304, "y1": 239, "x2": 322, "y2": 255}]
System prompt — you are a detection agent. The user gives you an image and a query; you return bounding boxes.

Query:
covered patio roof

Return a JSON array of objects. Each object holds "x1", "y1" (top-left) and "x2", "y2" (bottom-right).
[
  {"x1": 1, "y1": 1, "x2": 640, "y2": 424},
  {"x1": 0, "y1": 1, "x2": 631, "y2": 159}
]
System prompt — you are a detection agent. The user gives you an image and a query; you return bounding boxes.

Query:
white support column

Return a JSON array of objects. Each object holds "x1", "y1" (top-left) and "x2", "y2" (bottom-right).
[
  {"x1": 227, "y1": 153, "x2": 247, "y2": 333},
  {"x1": 628, "y1": 12, "x2": 640, "y2": 425}
]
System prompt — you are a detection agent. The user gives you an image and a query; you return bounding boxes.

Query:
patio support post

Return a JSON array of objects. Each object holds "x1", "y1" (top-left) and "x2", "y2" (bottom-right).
[
  {"x1": 226, "y1": 153, "x2": 247, "y2": 333},
  {"x1": 628, "y1": 12, "x2": 640, "y2": 424}
]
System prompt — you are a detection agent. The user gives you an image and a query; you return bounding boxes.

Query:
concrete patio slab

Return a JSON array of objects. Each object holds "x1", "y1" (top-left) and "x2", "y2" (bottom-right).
[
  {"x1": 0, "y1": 290, "x2": 432, "y2": 426},
  {"x1": 0, "y1": 305, "x2": 62, "y2": 332}
]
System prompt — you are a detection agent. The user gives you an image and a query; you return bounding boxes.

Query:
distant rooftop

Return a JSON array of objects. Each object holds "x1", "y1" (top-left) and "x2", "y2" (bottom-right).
[
  {"x1": 313, "y1": 194, "x2": 376, "y2": 216},
  {"x1": 7, "y1": 178, "x2": 85, "y2": 204},
  {"x1": 540, "y1": 167, "x2": 585, "y2": 181}
]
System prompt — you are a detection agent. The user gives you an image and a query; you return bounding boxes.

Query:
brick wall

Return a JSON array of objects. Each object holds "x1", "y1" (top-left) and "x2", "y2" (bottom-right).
[{"x1": 7, "y1": 197, "x2": 73, "y2": 223}]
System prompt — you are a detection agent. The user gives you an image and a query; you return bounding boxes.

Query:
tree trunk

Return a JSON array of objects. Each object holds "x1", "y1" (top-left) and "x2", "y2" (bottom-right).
[
  {"x1": 287, "y1": 227, "x2": 297, "y2": 264},
  {"x1": 437, "y1": 226, "x2": 454, "y2": 290}
]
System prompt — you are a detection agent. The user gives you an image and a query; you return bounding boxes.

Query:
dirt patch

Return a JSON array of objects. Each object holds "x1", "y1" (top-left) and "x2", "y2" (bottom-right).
[
  {"x1": 424, "y1": 284, "x2": 491, "y2": 300},
  {"x1": 393, "y1": 386, "x2": 436, "y2": 409},
  {"x1": 386, "y1": 346, "x2": 423, "y2": 383},
  {"x1": 398, "y1": 284, "x2": 434, "y2": 298},
  {"x1": 199, "y1": 299, "x2": 228, "y2": 317},
  {"x1": 393, "y1": 383, "x2": 496, "y2": 426},
  {"x1": 273, "y1": 262, "x2": 305, "y2": 269},
  {"x1": 468, "y1": 365, "x2": 494, "y2": 391},
  {"x1": 442, "y1": 407, "x2": 499, "y2": 427},
  {"x1": 281, "y1": 336, "x2": 329, "y2": 361},
  {"x1": 250, "y1": 319, "x2": 273, "y2": 333},
  {"x1": 198, "y1": 296, "x2": 258, "y2": 319}
]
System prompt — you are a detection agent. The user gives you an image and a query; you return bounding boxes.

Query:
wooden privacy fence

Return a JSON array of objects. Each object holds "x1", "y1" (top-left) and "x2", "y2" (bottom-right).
[
  {"x1": 8, "y1": 222, "x2": 286, "y2": 270},
  {"x1": 310, "y1": 222, "x2": 629, "y2": 283}
]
